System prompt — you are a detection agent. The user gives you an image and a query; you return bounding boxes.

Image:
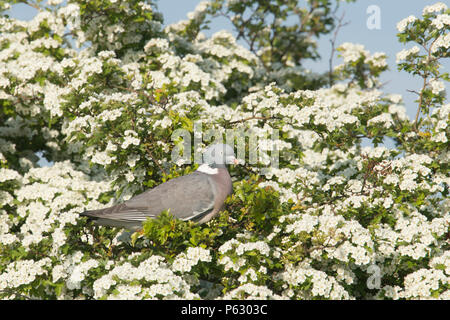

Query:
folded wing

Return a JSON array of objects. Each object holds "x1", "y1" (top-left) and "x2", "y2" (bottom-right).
[{"x1": 81, "y1": 172, "x2": 216, "y2": 229}]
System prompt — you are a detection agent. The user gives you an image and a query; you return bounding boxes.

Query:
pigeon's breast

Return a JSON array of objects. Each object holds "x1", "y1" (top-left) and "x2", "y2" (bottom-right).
[{"x1": 210, "y1": 168, "x2": 233, "y2": 209}]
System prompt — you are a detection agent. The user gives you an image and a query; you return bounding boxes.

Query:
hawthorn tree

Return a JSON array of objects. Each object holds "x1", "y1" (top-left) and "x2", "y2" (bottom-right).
[{"x1": 0, "y1": 0, "x2": 448, "y2": 299}]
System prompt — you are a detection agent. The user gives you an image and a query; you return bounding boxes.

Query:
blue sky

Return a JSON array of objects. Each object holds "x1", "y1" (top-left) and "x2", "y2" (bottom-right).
[{"x1": 5, "y1": 0, "x2": 449, "y2": 122}]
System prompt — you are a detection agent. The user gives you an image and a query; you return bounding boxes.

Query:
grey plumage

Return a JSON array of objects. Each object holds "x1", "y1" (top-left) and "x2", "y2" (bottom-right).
[{"x1": 80, "y1": 144, "x2": 236, "y2": 230}]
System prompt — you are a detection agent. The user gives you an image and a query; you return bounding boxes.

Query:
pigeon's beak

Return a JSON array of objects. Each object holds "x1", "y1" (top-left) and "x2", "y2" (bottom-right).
[{"x1": 226, "y1": 156, "x2": 239, "y2": 165}]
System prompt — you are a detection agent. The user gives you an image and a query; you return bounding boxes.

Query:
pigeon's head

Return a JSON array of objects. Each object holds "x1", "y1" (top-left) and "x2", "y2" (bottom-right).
[{"x1": 203, "y1": 144, "x2": 238, "y2": 168}]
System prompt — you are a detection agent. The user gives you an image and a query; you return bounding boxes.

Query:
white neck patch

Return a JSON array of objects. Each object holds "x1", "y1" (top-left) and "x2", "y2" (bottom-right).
[{"x1": 197, "y1": 163, "x2": 219, "y2": 175}]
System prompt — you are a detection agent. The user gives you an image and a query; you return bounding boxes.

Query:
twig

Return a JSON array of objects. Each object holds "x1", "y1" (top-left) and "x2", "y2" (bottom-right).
[
  {"x1": 413, "y1": 37, "x2": 439, "y2": 132},
  {"x1": 144, "y1": 143, "x2": 167, "y2": 175},
  {"x1": 0, "y1": 289, "x2": 35, "y2": 300},
  {"x1": 377, "y1": 79, "x2": 391, "y2": 89},
  {"x1": 228, "y1": 116, "x2": 276, "y2": 125},
  {"x1": 406, "y1": 89, "x2": 420, "y2": 95},
  {"x1": 304, "y1": 239, "x2": 346, "y2": 254},
  {"x1": 21, "y1": 0, "x2": 41, "y2": 11},
  {"x1": 215, "y1": 10, "x2": 264, "y2": 67},
  {"x1": 328, "y1": 11, "x2": 349, "y2": 87},
  {"x1": 414, "y1": 76, "x2": 428, "y2": 132},
  {"x1": 110, "y1": 84, "x2": 157, "y2": 105}
]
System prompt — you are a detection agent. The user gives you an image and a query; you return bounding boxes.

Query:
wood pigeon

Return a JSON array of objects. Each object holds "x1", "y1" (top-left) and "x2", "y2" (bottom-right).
[{"x1": 80, "y1": 144, "x2": 238, "y2": 230}]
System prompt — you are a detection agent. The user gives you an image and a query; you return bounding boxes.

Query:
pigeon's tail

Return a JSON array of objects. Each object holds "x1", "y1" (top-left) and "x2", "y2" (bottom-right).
[
  {"x1": 80, "y1": 209, "x2": 100, "y2": 219},
  {"x1": 79, "y1": 205, "x2": 144, "y2": 231},
  {"x1": 80, "y1": 205, "x2": 120, "y2": 218}
]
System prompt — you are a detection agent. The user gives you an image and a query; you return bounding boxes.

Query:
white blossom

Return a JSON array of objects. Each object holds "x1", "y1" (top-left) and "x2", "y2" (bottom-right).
[{"x1": 396, "y1": 15, "x2": 417, "y2": 32}]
